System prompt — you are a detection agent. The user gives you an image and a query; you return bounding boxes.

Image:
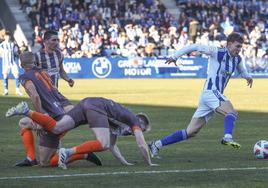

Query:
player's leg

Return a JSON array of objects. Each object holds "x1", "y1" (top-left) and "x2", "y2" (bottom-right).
[
  {"x1": 148, "y1": 91, "x2": 211, "y2": 157},
  {"x1": 58, "y1": 111, "x2": 110, "y2": 168},
  {"x1": 149, "y1": 117, "x2": 206, "y2": 157},
  {"x1": 14, "y1": 117, "x2": 37, "y2": 166},
  {"x1": 6, "y1": 102, "x2": 75, "y2": 134},
  {"x1": 203, "y1": 90, "x2": 240, "y2": 149},
  {"x1": 39, "y1": 133, "x2": 102, "y2": 167},
  {"x1": 216, "y1": 100, "x2": 240, "y2": 149},
  {"x1": 58, "y1": 128, "x2": 108, "y2": 169},
  {"x1": 49, "y1": 151, "x2": 102, "y2": 167},
  {"x1": 11, "y1": 63, "x2": 22, "y2": 96},
  {"x1": 60, "y1": 128, "x2": 109, "y2": 157},
  {"x1": 39, "y1": 146, "x2": 57, "y2": 166},
  {"x1": 2, "y1": 66, "x2": 10, "y2": 95}
]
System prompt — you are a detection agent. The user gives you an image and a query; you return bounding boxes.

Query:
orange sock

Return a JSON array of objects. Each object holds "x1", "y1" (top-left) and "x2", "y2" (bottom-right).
[
  {"x1": 67, "y1": 154, "x2": 85, "y2": 163},
  {"x1": 29, "y1": 111, "x2": 56, "y2": 131},
  {"x1": 73, "y1": 140, "x2": 103, "y2": 154},
  {"x1": 49, "y1": 154, "x2": 58, "y2": 166},
  {"x1": 20, "y1": 128, "x2": 35, "y2": 161},
  {"x1": 49, "y1": 153, "x2": 85, "y2": 167}
]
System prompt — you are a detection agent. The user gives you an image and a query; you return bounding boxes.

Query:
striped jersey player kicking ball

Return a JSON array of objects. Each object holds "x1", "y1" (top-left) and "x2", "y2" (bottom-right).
[{"x1": 148, "y1": 32, "x2": 253, "y2": 158}]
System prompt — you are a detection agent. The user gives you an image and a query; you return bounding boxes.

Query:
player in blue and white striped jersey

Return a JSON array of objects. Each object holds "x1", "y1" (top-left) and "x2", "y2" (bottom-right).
[
  {"x1": 0, "y1": 31, "x2": 22, "y2": 96},
  {"x1": 149, "y1": 32, "x2": 253, "y2": 157}
]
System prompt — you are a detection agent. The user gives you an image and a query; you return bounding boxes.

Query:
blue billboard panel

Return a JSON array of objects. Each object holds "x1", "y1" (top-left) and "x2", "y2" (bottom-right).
[
  {"x1": 1, "y1": 57, "x2": 266, "y2": 78},
  {"x1": 62, "y1": 57, "x2": 208, "y2": 78}
]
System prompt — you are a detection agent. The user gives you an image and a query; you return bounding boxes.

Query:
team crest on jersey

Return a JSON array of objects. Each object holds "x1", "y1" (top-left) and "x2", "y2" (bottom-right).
[{"x1": 92, "y1": 57, "x2": 112, "y2": 78}]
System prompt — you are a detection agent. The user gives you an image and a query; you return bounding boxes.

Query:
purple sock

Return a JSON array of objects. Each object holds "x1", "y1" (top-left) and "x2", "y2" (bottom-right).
[
  {"x1": 161, "y1": 129, "x2": 188, "y2": 146},
  {"x1": 224, "y1": 112, "x2": 237, "y2": 135}
]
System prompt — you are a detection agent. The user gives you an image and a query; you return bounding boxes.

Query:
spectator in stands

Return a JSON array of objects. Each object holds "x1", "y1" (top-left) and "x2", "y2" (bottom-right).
[{"x1": 19, "y1": 0, "x2": 268, "y2": 61}]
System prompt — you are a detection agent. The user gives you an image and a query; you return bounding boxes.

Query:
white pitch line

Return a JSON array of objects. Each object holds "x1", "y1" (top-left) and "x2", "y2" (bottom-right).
[{"x1": 1, "y1": 167, "x2": 268, "y2": 180}]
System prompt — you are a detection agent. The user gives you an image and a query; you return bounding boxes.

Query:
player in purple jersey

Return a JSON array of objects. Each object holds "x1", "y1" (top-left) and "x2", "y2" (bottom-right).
[
  {"x1": 0, "y1": 31, "x2": 22, "y2": 96},
  {"x1": 35, "y1": 30, "x2": 74, "y2": 88},
  {"x1": 6, "y1": 97, "x2": 157, "y2": 169},
  {"x1": 148, "y1": 32, "x2": 253, "y2": 158},
  {"x1": 17, "y1": 30, "x2": 74, "y2": 166},
  {"x1": 13, "y1": 52, "x2": 101, "y2": 167}
]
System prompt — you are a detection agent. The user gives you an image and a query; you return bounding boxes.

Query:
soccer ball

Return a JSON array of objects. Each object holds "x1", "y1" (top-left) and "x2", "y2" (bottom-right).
[{"x1": 253, "y1": 140, "x2": 268, "y2": 159}]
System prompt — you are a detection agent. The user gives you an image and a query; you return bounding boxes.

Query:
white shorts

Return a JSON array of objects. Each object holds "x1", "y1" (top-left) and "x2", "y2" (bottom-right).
[
  {"x1": 193, "y1": 90, "x2": 229, "y2": 122},
  {"x1": 2, "y1": 63, "x2": 19, "y2": 76}
]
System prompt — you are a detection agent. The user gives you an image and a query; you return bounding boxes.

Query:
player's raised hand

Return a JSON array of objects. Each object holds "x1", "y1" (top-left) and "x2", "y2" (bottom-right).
[{"x1": 165, "y1": 57, "x2": 177, "y2": 66}]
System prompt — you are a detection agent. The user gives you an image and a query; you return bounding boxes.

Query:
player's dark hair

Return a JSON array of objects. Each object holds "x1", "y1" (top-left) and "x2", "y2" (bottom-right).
[
  {"x1": 227, "y1": 32, "x2": 243, "y2": 44},
  {"x1": 4, "y1": 30, "x2": 11, "y2": 36},
  {"x1": 43, "y1": 30, "x2": 58, "y2": 41}
]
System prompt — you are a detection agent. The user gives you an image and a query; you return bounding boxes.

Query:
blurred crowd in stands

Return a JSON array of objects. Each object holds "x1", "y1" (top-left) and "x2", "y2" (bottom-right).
[{"x1": 15, "y1": 0, "x2": 268, "y2": 73}]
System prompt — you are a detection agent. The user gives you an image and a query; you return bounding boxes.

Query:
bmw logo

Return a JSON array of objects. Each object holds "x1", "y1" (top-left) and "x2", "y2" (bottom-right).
[{"x1": 92, "y1": 57, "x2": 112, "y2": 78}]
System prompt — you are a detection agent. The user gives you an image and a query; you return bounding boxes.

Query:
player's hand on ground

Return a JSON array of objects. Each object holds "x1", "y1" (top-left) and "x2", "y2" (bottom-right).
[
  {"x1": 165, "y1": 57, "x2": 177, "y2": 66},
  {"x1": 124, "y1": 162, "x2": 134, "y2": 166},
  {"x1": 150, "y1": 163, "x2": 159, "y2": 166}
]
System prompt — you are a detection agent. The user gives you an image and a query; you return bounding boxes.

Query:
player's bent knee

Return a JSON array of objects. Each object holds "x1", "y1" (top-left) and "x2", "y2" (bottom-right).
[
  {"x1": 98, "y1": 139, "x2": 110, "y2": 150},
  {"x1": 101, "y1": 142, "x2": 110, "y2": 150},
  {"x1": 227, "y1": 110, "x2": 238, "y2": 117},
  {"x1": 19, "y1": 117, "x2": 33, "y2": 129}
]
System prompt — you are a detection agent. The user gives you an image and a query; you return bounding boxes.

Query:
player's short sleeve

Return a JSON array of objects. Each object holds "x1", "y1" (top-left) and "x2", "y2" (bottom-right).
[{"x1": 19, "y1": 74, "x2": 28, "y2": 86}]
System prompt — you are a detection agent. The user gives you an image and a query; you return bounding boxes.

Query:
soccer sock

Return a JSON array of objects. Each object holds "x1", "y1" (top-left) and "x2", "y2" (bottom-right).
[
  {"x1": 20, "y1": 128, "x2": 35, "y2": 161},
  {"x1": 4, "y1": 78, "x2": 8, "y2": 90},
  {"x1": 73, "y1": 140, "x2": 103, "y2": 154},
  {"x1": 160, "y1": 129, "x2": 188, "y2": 146},
  {"x1": 66, "y1": 154, "x2": 86, "y2": 164},
  {"x1": 15, "y1": 78, "x2": 20, "y2": 88},
  {"x1": 29, "y1": 111, "x2": 56, "y2": 131},
  {"x1": 224, "y1": 112, "x2": 237, "y2": 136},
  {"x1": 49, "y1": 154, "x2": 58, "y2": 166},
  {"x1": 49, "y1": 153, "x2": 86, "y2": 167}
]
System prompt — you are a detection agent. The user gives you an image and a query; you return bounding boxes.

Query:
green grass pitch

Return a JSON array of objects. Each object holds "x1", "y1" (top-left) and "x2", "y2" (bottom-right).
[{"x1": 0, "y1": 78, "x2": 267, "y2": 188}]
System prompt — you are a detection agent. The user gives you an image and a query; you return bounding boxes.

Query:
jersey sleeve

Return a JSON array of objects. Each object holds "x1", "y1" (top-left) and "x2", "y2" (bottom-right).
[
  {"x1": 171, "y1": 44, "x2": 218, "y2": 59},
  {"x1": 19, "y1": 74, "x2": 29, "y2": 86}
]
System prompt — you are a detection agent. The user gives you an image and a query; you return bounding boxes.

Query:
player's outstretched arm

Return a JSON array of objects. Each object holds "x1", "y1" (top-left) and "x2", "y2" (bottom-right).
[
  {"x1": 109, "y1": 134, "x2": 134, "y2": 165},
  {"x1": 133, "y1": 127, "x2": 158, "y2": 166},
  {"x1": 165, "y1": 44, "x2": 216, "y2": 66},
  {"x1": 59, "y1": 63, "x2": 74, "y2": 87}
]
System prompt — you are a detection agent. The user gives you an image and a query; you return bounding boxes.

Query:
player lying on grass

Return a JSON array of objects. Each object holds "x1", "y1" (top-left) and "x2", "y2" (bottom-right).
[
  {"x1": 6, "y1": 98, "x2": 157, "y2": 169},
  {"x1": 14, "y1": 51, "x2": 101, "y2": 167},
  {"x1": 149, "y1": 32, "x2": 253, "y2": 157}
]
